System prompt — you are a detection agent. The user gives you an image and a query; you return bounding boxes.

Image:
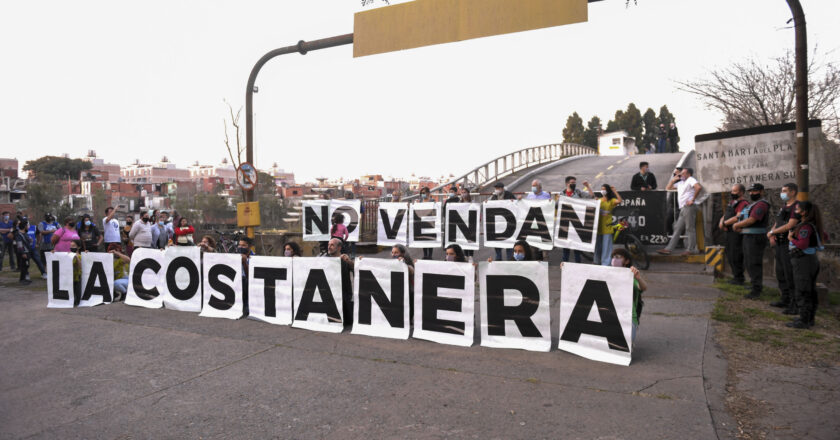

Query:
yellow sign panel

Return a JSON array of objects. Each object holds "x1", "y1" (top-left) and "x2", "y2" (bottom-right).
[
  {"x1": 237, "y1": 201, "x2": 261, "y2": 227},
  {"x1": 354, "y1": 0, "x2": 588, "y2": 58}
]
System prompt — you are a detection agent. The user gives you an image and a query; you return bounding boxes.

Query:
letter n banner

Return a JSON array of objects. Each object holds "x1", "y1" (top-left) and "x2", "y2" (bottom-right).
[
  {"x1": 558, "y1": 263, "x2": 634, "y2": 365},
  {"x1": 352, "y1": 257, "x2": 409, "y2": 340},
  {"x1": 479, "y1": 261, "x2": 551, "y2": 352}
]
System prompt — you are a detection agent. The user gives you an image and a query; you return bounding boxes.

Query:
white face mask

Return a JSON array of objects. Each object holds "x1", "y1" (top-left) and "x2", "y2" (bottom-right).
[
  {"x1": 445, "y1": 255, "x2": 455, "y2": 262},
  {"x1": 531, "y1": 186, "x2": 538, "y2": 193},
  {"x1": 495, "y1": 189, "x2": 502, "y2": 195}
]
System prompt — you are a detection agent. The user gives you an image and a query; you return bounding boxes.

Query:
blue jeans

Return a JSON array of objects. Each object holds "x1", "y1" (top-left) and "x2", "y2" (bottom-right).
[
  {"x1": 114, "y1": 277, "x2": 129, "y2": 300},
  {"x1": 494, "y1": 248, "x2": 514, "y2": 261},
  {"x1": 562, "y1": 248, "x2": 582, "y2": 263},
  {"x1": 593, "y1": 234, "x2": 613, "y2": 266}
]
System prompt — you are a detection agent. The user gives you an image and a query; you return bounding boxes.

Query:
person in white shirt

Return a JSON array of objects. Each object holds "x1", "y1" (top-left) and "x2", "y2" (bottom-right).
[
  {"x1": 658, "y1": 167, "x2": 702, "y2": 255},
  {"x1": 102, "y1": 207, "x2": 121, "y2": 246},
  {"x1": 129, "y1": 211, "x2": 154, "y2": 248}
]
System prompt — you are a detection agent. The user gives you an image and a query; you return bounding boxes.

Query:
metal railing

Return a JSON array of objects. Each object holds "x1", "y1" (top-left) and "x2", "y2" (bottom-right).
[{"x1": 400, "y1": 143, "x2": 594, "y2": 201}]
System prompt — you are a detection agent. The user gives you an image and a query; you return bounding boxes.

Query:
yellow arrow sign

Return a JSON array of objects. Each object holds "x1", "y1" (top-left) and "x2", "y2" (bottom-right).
[{"x1": 354, "y1": 0, "x2": 588, "y2": 58}]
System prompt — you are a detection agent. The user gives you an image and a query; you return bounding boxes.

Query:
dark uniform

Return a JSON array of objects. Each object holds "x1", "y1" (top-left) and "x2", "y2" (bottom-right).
[
  {"x1": 788, "y1": 223, "x2": 822, "y2": 327},
  {"x1": 739, "y1": 197, "x2": 770, "y2": 298},
  {"x1": 772, "y1": 201, "x2": 798, "y2": 310},
  {"x1": 724, "y1": 197, "x2": 749, "y2": 284}
]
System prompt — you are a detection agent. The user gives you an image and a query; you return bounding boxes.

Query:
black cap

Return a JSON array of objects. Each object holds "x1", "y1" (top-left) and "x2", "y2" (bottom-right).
[
  {"x1": 493, "y1": 182, "x2": 505, "y2": 188},
  {"x1": 748, "y1": 183, "x2": 764, "y2": 191}
]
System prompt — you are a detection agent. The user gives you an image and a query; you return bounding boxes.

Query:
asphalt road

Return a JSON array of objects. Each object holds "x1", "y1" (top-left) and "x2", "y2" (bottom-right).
[
  {"x1": 0, "y1": 262, "x2": 735, "y2": 439},
  {"x1": 509, "y1": 152, "x2": 684, "y2": 194}
]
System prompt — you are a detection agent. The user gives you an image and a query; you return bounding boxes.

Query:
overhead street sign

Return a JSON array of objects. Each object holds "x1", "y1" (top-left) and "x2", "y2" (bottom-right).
[{"x1": 353, "y1": 0, "x2": 588, "y2": 58}]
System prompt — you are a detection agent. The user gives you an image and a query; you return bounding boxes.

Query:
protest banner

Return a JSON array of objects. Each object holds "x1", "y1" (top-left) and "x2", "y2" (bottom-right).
[
  {"x1": 162, "y1": 246, "x2": 202, "y2": 312},
  {"x1": 199, "y1": 253, "x2": 245, "y2": 320},
  {"x1": 483, "y1": 200, "x2": 518, "y2": 249},
  {"x1": 558, "y1": 262, "x2": 633, "y2": 366},
  {"x1": 125, "y1": 248, "x2": 166, "y2": 309},
  {"x1": 554, "y1": 196, "x2": 600, "y2": 253},
  {"x1": 479, "y1": 261, "x2": 551, "y2": 352},
  {"x1": 78, "y1": 252, "x2": 115, "y2": 307},
  {"x1": 516, "y1": 200, "x2": 556, "y2": 251},
  {"x1": 445, "y1": 202, "x2": 481, "y2": 251},
  {"x1": 412, "y1": 260, "x2": 475, "y2": 347},
  {"x1": 409, "y1": 202, "x2": 442, "y2": 248},
  {"x1": 352, "y1": 257, "x2": 410, "y2": 340},
  {"x1": 301, "y1": 199, "x2": 331, "y2": 241},
  {"x1": 248, "y1": 256, "x2": 294, "y2": 326},
  {"x1": 292, "y1": 257, "x2": 345, "y2": 333},
  {"x1": 377, "y1": 202, "x2": 409, "y2": 246},
  {"x1": 329, "y1": 199, "x2": 362, "y2": 242},
  {"x1": 46, "y1": 252, "x2": 76, "y2": 309}
]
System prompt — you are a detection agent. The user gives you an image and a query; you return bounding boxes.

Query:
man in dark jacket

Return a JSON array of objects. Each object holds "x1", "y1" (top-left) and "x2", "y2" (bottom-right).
[
  {"x1": 489, "y1": 181, "x2": 516, "y2": 261},
  {"x1": 13, "y1": 222, "x2": 33, "y2": 284},
  {"x1": 630, "y1": 162, "x2": 658, "y2": 191}
]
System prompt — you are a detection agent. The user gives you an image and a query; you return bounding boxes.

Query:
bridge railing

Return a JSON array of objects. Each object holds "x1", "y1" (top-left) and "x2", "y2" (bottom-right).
[{"x1": 399, "y1": 143, "x2": 594, "y2": 202}]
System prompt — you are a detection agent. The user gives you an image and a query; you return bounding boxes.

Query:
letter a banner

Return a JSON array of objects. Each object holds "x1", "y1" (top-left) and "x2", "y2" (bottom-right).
[
  {"x1": 78, "y1": 252, "x2": 115, "y2": 307},
  {"x1": 352, "y1": 257, "x2": 410, "y2": 340},
  {"x1": 413, "y1": 260, "x2": 475, "y2": 347},
  {"x1": 377, "y1": 202, "x2": 409, "y2": 246},
  {"x1": 292, "y1": 257, "x2": 344, "y2": 333},
  {"x1": 558, "y1": 263, "x2": 633, "y2": 366},
  {"x1": 125, "y1": 248, "x2": 166, "y2": 309},
  {"x1": 47, "y1": 252, "x2": 76, "y2": 308},
  {"x1": 479, "y1": 261, "x2": 551, "y2": 352}
]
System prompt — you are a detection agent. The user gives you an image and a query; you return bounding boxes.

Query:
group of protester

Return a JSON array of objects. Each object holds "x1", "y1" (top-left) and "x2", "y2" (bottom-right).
[{"x1": 643, "y1": 122, "x2": 679, "y2": 154}]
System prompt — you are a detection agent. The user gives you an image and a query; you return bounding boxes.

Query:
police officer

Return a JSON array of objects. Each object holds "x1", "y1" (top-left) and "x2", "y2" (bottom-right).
[
  {"x1": 733, "y1": 183, "x2": 771, "y2": 299},
  {"x1": 786, "y1": 201, "x2": 824, "y2": 329},
  {"x1": 766, "y1": 183, "x2": 799, "y2": 313},
  {"x1": 718, "y1": 184, "x2": 748, "y2": 285}
]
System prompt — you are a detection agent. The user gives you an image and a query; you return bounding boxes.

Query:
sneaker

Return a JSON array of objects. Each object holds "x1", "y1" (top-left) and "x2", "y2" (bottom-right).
[
  {"x1": 785, "y1": 319, "x2": 811, "y2": 329},
  {"x1": 656, "y1": 249, "x2": 672, "y2": 255},
  {"x1": 41, "y1": 273, "x2": 48, "y2": 280},
  {"x1": 769, "y1": 301, "x2": 788, "y2": 308},
  {"x1": 19, "y1": 279, "x2": 32, "y2": 285}
]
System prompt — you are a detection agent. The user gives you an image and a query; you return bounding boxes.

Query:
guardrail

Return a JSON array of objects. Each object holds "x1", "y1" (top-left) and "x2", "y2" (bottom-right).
[{"x1": 400, "y1": 143, "x2": 594, "y2": 201}]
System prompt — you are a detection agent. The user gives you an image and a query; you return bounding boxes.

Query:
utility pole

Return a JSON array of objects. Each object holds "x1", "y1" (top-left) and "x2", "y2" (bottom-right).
[{"x1": 786, "y1": 0, "x2": 808, "y2": 201}]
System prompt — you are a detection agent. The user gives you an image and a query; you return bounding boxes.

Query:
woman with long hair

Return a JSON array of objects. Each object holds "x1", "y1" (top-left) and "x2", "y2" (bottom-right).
[
  {"x1": 786, "y1": 201, "x2": 826, "y2": 329},
  {"x1": 594, "y1": 184, "x2": 623, "y2": 266},
  {"x1": 284, "y1": 241, "x2": 302, "y2": 257},
  {"x1": 444, "y1": 244, "x2": 467, "y2": 262}
]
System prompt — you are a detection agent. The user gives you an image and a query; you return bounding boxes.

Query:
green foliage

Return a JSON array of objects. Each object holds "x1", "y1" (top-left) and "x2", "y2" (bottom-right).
[
  {"x1": 561, "y1": 112, "x2": 585, "y2": 145},
  {"x1": 23, "y1": 156, "x2": 92, "y2": 180},
  {"x1": 640, "y1": 107, "x2": 658, "y2": 150},
  {"x1": 582, "y1": 116, "x2": 602, "y2": 149},
  {"x1": 22, "y1": 179, "x2": 74, "y2": 223},
  {"x1": 657, "y1": 105, "x2": 675, "y2": 127}
]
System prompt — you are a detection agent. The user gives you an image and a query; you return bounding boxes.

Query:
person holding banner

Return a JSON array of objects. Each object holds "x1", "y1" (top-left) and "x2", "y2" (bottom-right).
[
  {"x1": 611, "y1": 248, "x2": 647, "y2": 342},
  {"x1": 70, "y1": 240, "x2": 82, "y2": 304},
  {"x1": 487, "y1": 240, "x2": 535, "y2": 263},
  {"x1": 594, "y1": 184, "x2": 623, "y2": 266},
  {"x1": 457, "y1": 188, "x2": 476, "y2": 261},
  {"x1": 325, "y1": 237, "x2": 354, "y2": 326},
  {"x1": 489, "y1": 182, "x2": 516, "y2": 261},
  {"x1": 391, "y1": 244, "x2": 416, "y2": 319},
  {"x1": 561, "y1": 176, "x2": 593, "y2": 263},
  {"x1": 445, "y1": 244, "x2": 467, "y2": 263},
  {"x1": 107, "y1": 243, "x2": 131, "y2": 301},
  {"x1": 198, "y1": 235, "x2": 216, "y2": 253},
  {"x1": 417, "y1": 187, "x2": 435, "y2": 260},
  {"x1": 284, "y1": 241, "x2": 302, "y2": 257}
]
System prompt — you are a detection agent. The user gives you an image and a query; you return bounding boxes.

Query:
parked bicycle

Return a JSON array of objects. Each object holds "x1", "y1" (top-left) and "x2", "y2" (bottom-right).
[
  {"x1": 611, "y1": 210, "x2": 650, "y2": 270},
  {"x1": 213, "y1": 229, "x2": 245, "y2": 253}
]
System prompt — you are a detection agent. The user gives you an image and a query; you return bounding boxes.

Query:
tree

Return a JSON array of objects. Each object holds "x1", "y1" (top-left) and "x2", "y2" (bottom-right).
[
  {"x1": 657, "y1": 105, "x2": 675, "y2": 128},
  {"x1": 562, "y1": 112, "x2": 585, "y2": 144},
  {"x1": 223, "y1": 99, "x2": 246, "y2": 199},
  {"x1": 676, "y1": 49, "x2": 839, "y2": 138},
  {"x1": 22, "y1": 179, "x2": 74, "y2": 223},
  {"x1": 23, "y1": 156, "x2": 92, "y2": 180},
  {"x1": 641, "y1": 107, "x2": 658, "y2": 150},
  {"x1": 620, "y1": 103, "x2": 644, "y2": 148},
  {"x1": 605, "y1": 109, "x2": 623, "y2": 132},
  {"x1": 582, "y1": 116, "x2": 602, "y2": 149}
]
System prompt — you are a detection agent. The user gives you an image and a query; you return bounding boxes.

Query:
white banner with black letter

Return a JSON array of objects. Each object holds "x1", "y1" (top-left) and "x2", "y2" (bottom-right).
[
  {"x1": 199, "y1": 253, "x2": 245, "y2": 320},
  {"x1": 329, "y1": 199, "x2": 362, "y2": 242},
  {"x1": 377, "y1": 202, "x2": 409, "y2": 246},
  {"x1": 78, "y1": 252, "x2": 115, "y2": 307},
  {"x1": 125, "y1": 248, "x2": 166, "y2": 309},
  {"x1": 412, "y1": 260, "x2": 475, "y2": 347},
  {"x1": 516, "y1": 200, "x2": 556, "y2": 251},
  {"x1": 479, "y1": 261, "x2": 551, "y2": 352},
  {"x1": 301, "y1": 199, "x2": 331, "y2": 241},
  {"x1": 554, "y1": 196, "x2": 600, "y2": 253},
  {"x1": 162, "y1": 246, "x2": 202, "y2": 312},
  {"x1": 409, "y1": 202, "x2": 441, "y2": 248},
  {"x1": 558, "y1": 262, "x2": 633, "y2": 366},
  {"x1": 352, "y1": 257, "x2": 410, "y2": 340},
  {"x1": 292, "y1": 257, "x2": 345, "y2": 333},
  {"x1": 248, "y1": 256, "x2": 294, "y2": 326},
  {"x1": 445, "y1": 202, "x2": 480, "y2": 251},
  {"x1": 483, "y1": 200, "x2": 519, "y2": 249},
  {"x1": 47, "y1": 252, "x2": 76, "y2": 308}
]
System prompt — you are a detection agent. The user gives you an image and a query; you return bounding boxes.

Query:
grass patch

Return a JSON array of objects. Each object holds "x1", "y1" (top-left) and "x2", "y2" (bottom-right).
[
  {"x1": 655, "y1": 393, "x2": 673, "y2": 400},
  {"x1": 742, "y1": 307, "x2": 790, "y2": 322},
  {"x1": 829, "y1": 291, "x2": 840, "y2": 306}
]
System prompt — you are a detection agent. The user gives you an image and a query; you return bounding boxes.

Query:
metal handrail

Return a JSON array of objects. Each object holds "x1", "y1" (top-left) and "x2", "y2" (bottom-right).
[{"x1": 399, "y1": 142, "x2": 594, "y2": 201}]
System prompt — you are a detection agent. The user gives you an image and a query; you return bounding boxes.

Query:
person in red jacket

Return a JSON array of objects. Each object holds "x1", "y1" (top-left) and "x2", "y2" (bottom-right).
[{"x1": 173, "y1": 217, "x2": 195, "y2": 246}]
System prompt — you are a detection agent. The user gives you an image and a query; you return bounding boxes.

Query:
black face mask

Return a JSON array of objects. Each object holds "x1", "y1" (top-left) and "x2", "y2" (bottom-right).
[
  {"x1": 569, "y1": 183, "x2": 577, "y2": 191},
  {"x1": 142, "y1": 217, "x2": 150, "y2": 223},
  {"x1": 70, "y1": 247, "x2": 79, "y2": 253},
  {"x1": 730, "y1": 193, "x2": 740, "y2": 199},
  {"x1": 750, "y1": 193, "x2": 761, "y2": 201},
  {"x1": 793, "y1": 213, "x2": 803, "y2": 221},
  {"x1": 238, "y1": 247, "x2": 251, "y2": 255}
]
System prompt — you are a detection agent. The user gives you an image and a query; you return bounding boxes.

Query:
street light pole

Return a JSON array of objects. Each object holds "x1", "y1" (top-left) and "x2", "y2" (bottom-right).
[
  {"x1": 243, "y1": 33, "x2": 354, "y2": 238},
  {"x1": 786, "y1": 0, "x2": 808, "y2": 201}
]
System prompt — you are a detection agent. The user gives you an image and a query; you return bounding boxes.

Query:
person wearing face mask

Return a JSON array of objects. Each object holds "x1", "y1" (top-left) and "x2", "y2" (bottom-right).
[
  {"x1": 719, "y1": 184, "x2": 749, "y2": 286},
  {"x1": 489, "y1": 182, "x2": 516, "y2": 261},
  {"x1": 37, "y1": 213, "x2": 60, "y2": 266},
  {"x1": 390, "y1": 244, "x2": 416, "y2": 320},
  {"x1": 732, "y1": 183, "x2": 771, "y2": 300},
  {"x1": 283, "y1": 241, "x2": 302, "y2": 257},
  {"x1": 129, "y1": 212, "x2": 154, "y2": 249},
  {"x1": 630, "y1": 162, "x2": 658, "y2": 191},
  {"x1": 561, "y1": 176, "x2": 593, "y2": 263},
  {"x1": 102, "y1": 207, "x2": 121, "y2": 249},
  {"x1": 611, "y1": 248, "x2": 647, "y2": 342},
  {"x1": 151, "y1": 211, "x2": 173, "y2": 249},
  {"x1": 51, "y1": 217, "x2": 81, "y2": 252},
  {"x1": 13, "y1": 221, "x2": 34, "y2": 284},
  {"x1": 0, "y1": 211, "x2": 17, "y2": 271},
  {"x1": 766, "y1": 183, "x2": 800, "y2": 312},
  {"x1": 594, "y1": 184, "x2": 623, "y2": 266},
  {"x1": 77, "y1": 214, "x2": 102, "y2": 252},
  {"x1": 488, "y1": 240, "x2": 534, "y2": 262},
  {"x1": 416, "y1": 187, "x2": 435, "y2": 260},
  {"x1": 24, "y1": 218, "x2": 47, "y2": 278},
  {"x1": 444, "y1": 244, "x2": 467, "y2": 263},
  {"x1": 120, "y1": 215, "x2": 134, "y2": 255},
  {"x1": 107, "y1": 243, "x2": 131, "y2": 301},
  {"x1": 173, "y1": 218, "x2": 195, "y2": 246},
  {"x1": 786, "y1": 201, "x2": 826, "y2": 329},
  {"x1": 324, "y1": 237, "x2": 354, "y2": 326},
  {"x1": 658, "y1": 167, "x2": 702, "y2": 256},
  {"x1": 525, "y1": 179, "x2": 551, "y2": 200}
]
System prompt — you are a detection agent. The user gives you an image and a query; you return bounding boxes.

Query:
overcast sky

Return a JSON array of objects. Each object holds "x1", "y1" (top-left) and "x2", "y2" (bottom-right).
[{"x1": 2, "y1": 0, "x2": 838, "y2": 183}]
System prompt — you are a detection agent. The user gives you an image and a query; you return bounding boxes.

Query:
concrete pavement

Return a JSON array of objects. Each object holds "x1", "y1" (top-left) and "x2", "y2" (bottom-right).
[{"x1": 0, "y1": 262, "x2": 734, "y2": 439}]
